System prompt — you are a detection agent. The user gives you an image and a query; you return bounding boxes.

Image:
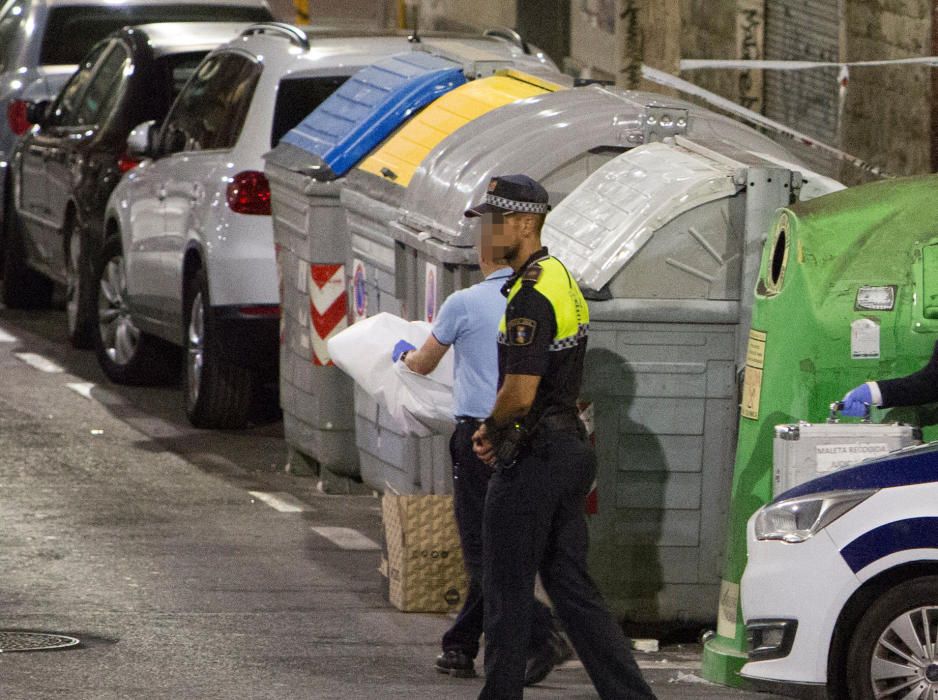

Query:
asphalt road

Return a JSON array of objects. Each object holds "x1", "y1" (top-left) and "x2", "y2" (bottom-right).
[{"x1": 0, "y1": 305, "x2": 785, "y2": 700}]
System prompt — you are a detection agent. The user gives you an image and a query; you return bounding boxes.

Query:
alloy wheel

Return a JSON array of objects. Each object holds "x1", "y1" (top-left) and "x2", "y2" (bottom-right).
[
  {"x1": 870, "y1": 606, "x2": 938, "y2": 699},
  {"x1": 97, "y1": 255, "x2": 140, "y2": 366},
  {"x1": 186, "y1": 291, "x2": 204, "y2": 410}
]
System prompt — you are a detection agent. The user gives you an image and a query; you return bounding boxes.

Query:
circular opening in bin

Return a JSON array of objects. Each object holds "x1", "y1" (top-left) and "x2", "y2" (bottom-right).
[{"x1": 765, "y1": 213, "x2": 790, "y2": 295}]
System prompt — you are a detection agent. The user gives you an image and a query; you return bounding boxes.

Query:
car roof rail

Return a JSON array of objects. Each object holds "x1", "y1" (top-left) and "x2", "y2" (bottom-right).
[
  {"x1": 483, "y1": 26, "x2": 530, "y2": 55},
  {"x1": 240, "y1": 22, "x2": 310, "y2": 51}
]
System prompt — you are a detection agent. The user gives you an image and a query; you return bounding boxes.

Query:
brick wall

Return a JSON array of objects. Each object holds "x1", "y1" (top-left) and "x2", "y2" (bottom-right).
[
  {"x1": 680, "y1": 0, "x2": 740, "y2": 102},
  {"x1": 411, "y1": 0, "x2": 517, "y2": 32},
  {"x1": 842, "y1": 0, "x2": 931, "y2": 182}
]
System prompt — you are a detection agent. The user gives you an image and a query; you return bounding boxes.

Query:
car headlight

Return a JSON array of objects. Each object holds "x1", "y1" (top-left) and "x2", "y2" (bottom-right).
[{"x1": 754, "y1": 489, "x2": 876, "y2": 543}]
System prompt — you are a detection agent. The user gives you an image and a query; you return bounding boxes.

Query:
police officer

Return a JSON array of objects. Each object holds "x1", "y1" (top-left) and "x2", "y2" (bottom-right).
[
  {"x1": 468, "y1": 175, "x2": 656, "y2": 699},
  {"x1": 842, "y1": 339, "x2": 938, "y2": 415},
  {"x1": 391, "y1": 243, "x2": 568, "y2": 683}
]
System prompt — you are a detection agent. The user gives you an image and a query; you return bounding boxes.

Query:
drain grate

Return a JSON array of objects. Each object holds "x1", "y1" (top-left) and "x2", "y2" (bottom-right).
[{"x1": 0, "y1": 631, "x2": 80, "y2": 652}]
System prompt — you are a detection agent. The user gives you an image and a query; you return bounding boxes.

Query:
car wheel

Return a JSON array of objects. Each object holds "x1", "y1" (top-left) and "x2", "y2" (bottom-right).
[
  {"x1": 2, "y1": 199, "x2": 53, "y2": 309},
  {"x1": 65, "y1": 220, "x2": 96, "y2": 348},
  {"x1": 184, "y1": 268, "x2": 252, "y2": 429},
  {"x1": 93, "y1": 237, "x2": 179, "y2": 385},
  {"x1": 846, "y1": 575, "x2": 938, "y2": 700}
]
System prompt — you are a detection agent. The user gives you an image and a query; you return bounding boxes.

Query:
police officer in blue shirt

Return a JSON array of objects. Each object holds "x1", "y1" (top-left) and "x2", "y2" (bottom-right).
[{"x1": 392, "y1": 243, "x2": 568, "y2": 684}]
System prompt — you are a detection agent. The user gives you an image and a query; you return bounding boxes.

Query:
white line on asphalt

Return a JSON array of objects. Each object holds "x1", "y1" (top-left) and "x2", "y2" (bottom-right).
[
  {"x1": 67, "y1": 382, "x2": 95, "y2": 399},
  {"x1": 15, "y1": 352, "x2": 64, "y2": 373},
  {"x1": 248, "y1": 491, "x2": 309, "y2": 513},
  {"x1": 310, "y1": 526, "x2": 380, "y2": 551},
  {"x1": 0, "y1": 327, "x2": 18, "y2": 342}
]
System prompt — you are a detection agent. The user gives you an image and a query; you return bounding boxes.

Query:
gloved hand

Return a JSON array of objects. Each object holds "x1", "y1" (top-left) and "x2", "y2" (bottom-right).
[
  {"x1": 841, "y1": 383, "x2": 872, "y2": 417},
  {"x1": 391, "y1": 339, "x2": 416, "y2": 363}
]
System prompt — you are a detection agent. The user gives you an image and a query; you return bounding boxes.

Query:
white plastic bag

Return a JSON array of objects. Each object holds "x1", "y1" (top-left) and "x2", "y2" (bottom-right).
[{"x1": 327, "y1": 312, "x2": 454, "y2": 436}]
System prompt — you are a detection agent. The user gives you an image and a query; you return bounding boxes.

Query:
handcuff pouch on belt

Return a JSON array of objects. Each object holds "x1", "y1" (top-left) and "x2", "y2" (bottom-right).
[{"x1": 484, "y1": 417, "x2": 528, "y2": 469}]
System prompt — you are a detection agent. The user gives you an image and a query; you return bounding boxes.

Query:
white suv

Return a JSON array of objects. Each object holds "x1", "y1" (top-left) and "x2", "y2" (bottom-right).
[{"x1": 95, "y1": 23, "x2": 555, "y2": 429}]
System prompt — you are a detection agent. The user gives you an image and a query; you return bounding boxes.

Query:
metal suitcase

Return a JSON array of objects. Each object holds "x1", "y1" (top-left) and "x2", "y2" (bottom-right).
[{"x1": 773, "y1": 415, "x2": 920, "y2": 495}]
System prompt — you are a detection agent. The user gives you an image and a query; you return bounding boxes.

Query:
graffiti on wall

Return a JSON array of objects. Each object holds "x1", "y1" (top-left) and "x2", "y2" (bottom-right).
[{"x1": 736, "y1": 0, "x2": 764, "y2": 112}]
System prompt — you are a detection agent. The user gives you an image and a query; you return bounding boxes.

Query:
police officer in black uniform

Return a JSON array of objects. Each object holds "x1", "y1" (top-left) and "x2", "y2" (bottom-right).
[{"x1": 467, "y1": 175, "x2": 656, "y2": 700}]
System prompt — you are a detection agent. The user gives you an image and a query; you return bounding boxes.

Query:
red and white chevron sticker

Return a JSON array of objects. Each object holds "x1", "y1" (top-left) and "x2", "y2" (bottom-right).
[{"x1": 308, "y1": 263, "x2": 348, "y2": 366}]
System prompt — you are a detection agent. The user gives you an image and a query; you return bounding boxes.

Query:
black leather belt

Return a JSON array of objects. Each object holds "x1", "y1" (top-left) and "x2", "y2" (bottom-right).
[
  {"x1": 455, "y1": 416, "x2": 484, "y2": 425},
  {"x1": 535, "y1": 412, "x2": 582, "y2": 435}
]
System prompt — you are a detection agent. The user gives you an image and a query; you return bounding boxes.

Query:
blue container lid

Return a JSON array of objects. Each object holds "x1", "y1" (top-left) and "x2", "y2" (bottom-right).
[{"x1": 280, "y1": 51, "x2": 466, "y2": 180}]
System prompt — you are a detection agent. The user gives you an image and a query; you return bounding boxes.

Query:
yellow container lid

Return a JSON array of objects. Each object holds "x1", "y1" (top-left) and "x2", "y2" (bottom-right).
[{"x1": 358, "y1": 70, "x2": 566, "y2": 187}]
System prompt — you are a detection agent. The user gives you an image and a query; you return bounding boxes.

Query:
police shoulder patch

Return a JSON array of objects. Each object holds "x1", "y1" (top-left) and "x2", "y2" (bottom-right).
[
  {"x1": 521, "y1": 263, "x2": 542, "y2": 285},
  {"x1": 507, "y1": 317, "x2": 537, "y2": 346}
]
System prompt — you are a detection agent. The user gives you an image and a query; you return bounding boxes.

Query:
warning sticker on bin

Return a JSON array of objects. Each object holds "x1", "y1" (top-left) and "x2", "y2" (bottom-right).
[
  {"x1": 741, "y1": 329, "x2": 767, "y2": 420},
  {"x1": 352, "y1": 259, "x2": 367, "y2": 322}
]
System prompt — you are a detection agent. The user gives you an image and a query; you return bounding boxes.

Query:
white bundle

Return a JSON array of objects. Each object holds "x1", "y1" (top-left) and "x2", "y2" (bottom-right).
[{"x1": 327, "y1": 312, "x2": 454, "y2": 436}]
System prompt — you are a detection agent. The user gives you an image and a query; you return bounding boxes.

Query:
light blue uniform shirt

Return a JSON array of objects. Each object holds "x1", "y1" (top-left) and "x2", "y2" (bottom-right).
[{"x1": 431, "y1": 268, "x2": 513, "y2": 419}]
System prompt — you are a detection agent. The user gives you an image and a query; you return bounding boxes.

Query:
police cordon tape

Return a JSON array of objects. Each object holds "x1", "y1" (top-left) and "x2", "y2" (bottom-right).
[
  {"x1": 640, "y1": 64, "x2": 894, "y2": 179},
  {"x1": 679, "y1": 57, "x2": 938, "y2": 71}
]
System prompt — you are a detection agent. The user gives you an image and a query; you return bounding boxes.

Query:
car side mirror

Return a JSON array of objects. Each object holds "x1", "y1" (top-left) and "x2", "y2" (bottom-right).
[
  {"x1": 25, "y1": 100, "x2": 51, "y2": 127},
  {"x1": 126, "y1": 120, "x2": 158, "y2": 158}
]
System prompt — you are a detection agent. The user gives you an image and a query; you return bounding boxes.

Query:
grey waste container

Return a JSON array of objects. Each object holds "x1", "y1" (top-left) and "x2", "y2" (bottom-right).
[
  {"x1": 340, "y1": 68, "x2": 568, "y2": 494},
  {"x1": 390, "y1": 84, "x2": 815, "y2": 324},
  {"x1": 265, "y1": 36, "x2": 559, "y2": 488},
  {"x1": 265, "y1": 49, "x2": 471, "y2": 486},
  {"x1": 540, "y1": 138, "x2": 834, "y2": 623}
]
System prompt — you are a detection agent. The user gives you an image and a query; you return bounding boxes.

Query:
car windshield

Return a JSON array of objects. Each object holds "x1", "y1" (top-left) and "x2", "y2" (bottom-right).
[
  {"x1": 271, "y1": 75, "x2": 348, "y2": 148},
  {"x1": 40, "y1": 5, "x2": 272, "y2": 65}
]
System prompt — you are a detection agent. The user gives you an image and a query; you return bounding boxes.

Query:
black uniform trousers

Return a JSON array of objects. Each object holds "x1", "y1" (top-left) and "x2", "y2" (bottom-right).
[
  {"x1": 442, "y1": 420, "x2": 554, "y2": 659},
  {"x1": 479, "y1": 428, "x2": 656, "y2": 700}
]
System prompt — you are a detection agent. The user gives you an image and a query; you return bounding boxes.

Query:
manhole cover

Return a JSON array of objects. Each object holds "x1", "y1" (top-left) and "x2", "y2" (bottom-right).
[{"x1": 0, "y1": 631, "x2": 80, "y2": 652}]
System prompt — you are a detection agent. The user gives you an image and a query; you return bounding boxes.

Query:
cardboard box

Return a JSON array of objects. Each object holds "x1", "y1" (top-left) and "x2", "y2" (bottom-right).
[{"x1": 380, "y1": 493, "x2": 467, "y2": 613}]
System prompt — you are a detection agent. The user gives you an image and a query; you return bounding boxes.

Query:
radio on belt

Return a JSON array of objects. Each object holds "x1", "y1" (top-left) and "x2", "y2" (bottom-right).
[{"x1": 772, "y1": 402, "x2": 921, "y2": 495}]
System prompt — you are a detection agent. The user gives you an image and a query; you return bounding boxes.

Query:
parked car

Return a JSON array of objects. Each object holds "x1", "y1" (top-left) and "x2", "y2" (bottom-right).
[
  {"x1": 95, "y1": 22, "x2": 557, "y2": 429},
  {"x1": 740, "y1": 442, "x2": 938, "y2": 699},
  {"x1": 0, "y1": 0, "x2": 273, "y2": 249},
  {"x1": 4, "y1": 22, "x2": 253, "y2": 349}
]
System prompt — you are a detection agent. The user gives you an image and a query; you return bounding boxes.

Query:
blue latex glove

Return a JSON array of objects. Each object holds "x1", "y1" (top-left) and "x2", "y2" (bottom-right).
[
  {"x1": 392, "y1": 339, "x2": 416, "y2": 363},
  {"x1": 841, "y1": 384, "x2": 872, "y2": 417}
]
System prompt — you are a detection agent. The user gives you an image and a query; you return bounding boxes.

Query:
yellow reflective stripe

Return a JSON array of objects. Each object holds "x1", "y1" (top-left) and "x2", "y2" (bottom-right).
[{"x1": 498, "y1": 257, "x2": 589, "y2": 342}]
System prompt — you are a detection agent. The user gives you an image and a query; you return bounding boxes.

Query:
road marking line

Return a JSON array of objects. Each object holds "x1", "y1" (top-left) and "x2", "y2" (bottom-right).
[
  {"x1": 248, "y1": 491, "x2": 309, "y2": 513},
  {"x1": 15, "y1": 352, "x2": 64, "y2": 373},
  {"x1": 67, "y1": 382, "x2": 95, "y2": 399},
  {"x1": 0, "y1": 327, "x2": 18, "y2": 342},
  {"x1": 311, "y1": 526, "x2": 380, "y2": 551}
]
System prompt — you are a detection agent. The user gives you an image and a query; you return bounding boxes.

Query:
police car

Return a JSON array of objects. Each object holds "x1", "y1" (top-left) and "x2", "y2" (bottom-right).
[{"x1": 740, "y1": 442, "x2": 938, "y2": 699}]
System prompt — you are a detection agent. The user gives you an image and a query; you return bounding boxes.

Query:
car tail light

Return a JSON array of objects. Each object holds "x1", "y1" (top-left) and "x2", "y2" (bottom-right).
[
  {"x1": 226, "y1": 171, "x2": 271, "y2": 215},
  {"x1": 7, "y1": 100, "x2": 31, "y2": 136},
  {"x1": 117, "y1": 153, "x2": 142, "y2": 173}
]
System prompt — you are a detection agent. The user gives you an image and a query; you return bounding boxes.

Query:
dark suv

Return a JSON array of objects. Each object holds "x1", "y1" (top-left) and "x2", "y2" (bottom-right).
[{"x1": 4, "y1": 22, "x2": 252, "y2": 346}]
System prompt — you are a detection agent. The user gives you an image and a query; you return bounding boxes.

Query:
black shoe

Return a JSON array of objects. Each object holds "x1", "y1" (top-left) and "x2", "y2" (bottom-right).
[
  {"x1": 524, "y1": 631, "x2": 573, "y2": 687},
  {"x1": 435, "y1": 649, "x2": 477, "y2": 678}
]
